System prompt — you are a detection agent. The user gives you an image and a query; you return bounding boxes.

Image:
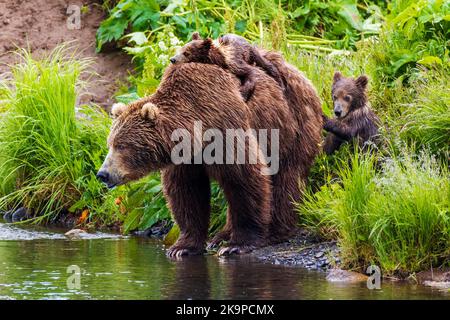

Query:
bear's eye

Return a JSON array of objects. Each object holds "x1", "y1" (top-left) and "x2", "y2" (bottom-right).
[
  {"x1": 183, "y1": 52, "x2": 190, "y2": 57},
  {"x1": 344, "y1": 95, "x2": 351, "y2": 102},
  {"x1": 115, "y1": 144, "x2": 126, "y2": 151}
]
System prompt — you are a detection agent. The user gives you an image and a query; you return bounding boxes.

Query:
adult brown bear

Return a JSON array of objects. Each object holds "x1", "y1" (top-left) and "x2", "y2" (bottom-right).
[{"x1": 97, "y1": 58, "x2": 322, "y2": 257}]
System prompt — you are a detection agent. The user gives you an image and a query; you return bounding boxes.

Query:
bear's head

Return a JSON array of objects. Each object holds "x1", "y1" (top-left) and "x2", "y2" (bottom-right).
[
  {"x1": 96, "y1": 102, "x2": 170, "y2": 188},
  {"x1": 331, "y1": 72, "x2": 368, "y2": 119},
  {"x1": 169, "y1": 32, "x2": 216, "y2": 65}
]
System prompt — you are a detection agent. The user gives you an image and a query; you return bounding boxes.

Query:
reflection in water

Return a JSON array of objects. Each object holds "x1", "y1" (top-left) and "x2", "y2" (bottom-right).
[{"x1": 0, "y1": 224, "x2": 448, "y2": 300}]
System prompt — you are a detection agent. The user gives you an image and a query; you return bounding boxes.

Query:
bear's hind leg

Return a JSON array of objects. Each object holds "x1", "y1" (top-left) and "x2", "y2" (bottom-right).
[
  {"x1": 162, "y1": 165, "x2": 211, "y2": 258},
  {"x1": 216, "y1": 164, "x2": 271, "y2": 256},
  {"x1": 269, "y1": 164, "x2": 302, "y2": 244}
]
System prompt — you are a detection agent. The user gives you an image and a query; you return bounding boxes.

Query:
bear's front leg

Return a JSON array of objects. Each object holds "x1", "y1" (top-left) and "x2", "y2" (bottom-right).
[
  {"x1": 162, "y1": 165, "x2": 211, "y2": 258},
  {"x1": 216, "y1": 163, "x2": 271, "y2": 256}
]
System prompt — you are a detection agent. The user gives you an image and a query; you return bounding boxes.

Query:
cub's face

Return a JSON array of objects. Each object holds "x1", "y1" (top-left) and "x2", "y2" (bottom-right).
[
  {"x1": 170, "y1": 32, "x2": 213, "y2": 64},
  {"x1": 332, "y1": 72, "x2": 368, "y2": 119},
  {"x1": 97, "y1": 103, "x2": 168, "y2": 189}
]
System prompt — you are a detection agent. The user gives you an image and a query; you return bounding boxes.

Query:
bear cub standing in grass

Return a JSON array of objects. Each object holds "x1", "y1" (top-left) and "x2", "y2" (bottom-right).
[
  {"x1": 170, "y1": 32, "x2": 284, "y2": 101},
  {"x1": 322, "y1": 72, "x2": 380, "y2": 154}
]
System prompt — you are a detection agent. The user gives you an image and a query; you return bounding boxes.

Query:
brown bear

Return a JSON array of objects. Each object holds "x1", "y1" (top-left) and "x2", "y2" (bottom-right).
[
  {"x1": 97, "y1": 59, "x2": 322, "y2": 257},
  {"x1": 208, "y1": 50, "x2": 324, "y2": 248},
  {"x1": 322, "y1": 72, "x2": 380, "y2": 154},
  {"x1": 169, "y1": 32, "x2": 284, "y2": 101}
]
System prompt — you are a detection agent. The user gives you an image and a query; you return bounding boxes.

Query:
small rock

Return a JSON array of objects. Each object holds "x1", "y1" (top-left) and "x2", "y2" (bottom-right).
[
  {"x1": 423, "y1": 281, "x2": 450, "y2": 290},
  {"x1": 315, "y1": 251, "x2": 324, "y2": 259},
  {"x1": 64, "y1": 229, "x2": 87, "y2": 240},
  {"x1": 12, "y1": 207, "x2": 30, "y2": 222},
  {"x1": 274, "y1": 259, "x2": 280, "y2": 265},
  {"x1": 3, "y1": 210, "x2": 13, "y2": 223},
  {"x1": 326, "y1": 269, "x2": 368, "y2": 283}
]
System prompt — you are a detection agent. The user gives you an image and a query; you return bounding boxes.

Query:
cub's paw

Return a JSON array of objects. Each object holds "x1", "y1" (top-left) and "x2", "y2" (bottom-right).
[
  {"x1": 166, "y1": 245, "x2": 204, "y2": 259},
  {"x1": 217, "y1": 245, "x2": 256, "y2": 257}
]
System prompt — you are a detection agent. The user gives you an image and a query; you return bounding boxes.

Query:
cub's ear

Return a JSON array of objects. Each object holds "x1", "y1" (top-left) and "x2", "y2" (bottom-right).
[
  {"x1": 333, "y1": 71, "x2": 343, "y2": 83},
  {"x1": 203, "y1": 38, "x2": 213, "y2": 49},
  {"x1": 192, "y1": 32, "x2": 201, "y2": 40},
  {"x1": 355, "y1": 75, "x2": 368, "y2": 90},
  {"x1": 141, "y1": 102, "x2": 159, "y2": 121},
  {"x1": 111, "y1": 102, "x2": 127, "y2": 118}
]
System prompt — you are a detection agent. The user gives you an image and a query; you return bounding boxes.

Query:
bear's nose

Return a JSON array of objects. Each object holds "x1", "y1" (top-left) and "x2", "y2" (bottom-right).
[
  {"x1": 334, "y1": 110, "x2": 342, "y2": 117},
  {"x1": 96, "y1": 171, "x2": 110, "y2": 184},
  {"x1": 170, "y1": 57, "x2": 176, "y2": 64}
]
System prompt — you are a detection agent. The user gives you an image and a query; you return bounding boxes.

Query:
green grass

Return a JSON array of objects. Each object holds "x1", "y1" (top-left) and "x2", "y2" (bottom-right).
[
  {"x1": 399, "y1": 67, "x2": 450, "y2": 157},
  {"x1": 0, "y1": 46, "x2": 121, "y2": 225},
  {"x1": 297, "y1": 150, "x2": 450, "y2": 275}
]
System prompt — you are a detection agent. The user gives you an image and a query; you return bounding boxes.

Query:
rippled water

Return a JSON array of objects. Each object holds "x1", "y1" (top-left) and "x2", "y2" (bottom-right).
[{"x1": 0, "y1": 221, "x2": 448, "y2": 300}]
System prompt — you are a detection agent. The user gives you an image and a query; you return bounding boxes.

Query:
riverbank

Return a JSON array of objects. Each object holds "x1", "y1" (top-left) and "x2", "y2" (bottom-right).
[
  {"x1": 0, "y1": 0, "x2": 130, "y2": 109},
  {"x1": 1, "y1": 218, "x2": 448, "y2": 296}
]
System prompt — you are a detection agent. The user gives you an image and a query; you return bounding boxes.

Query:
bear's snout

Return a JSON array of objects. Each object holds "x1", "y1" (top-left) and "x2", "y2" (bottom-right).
[
  {"x1": 96, "y1": 170, "x2": 110, "y2": 185},
  {"x1": 170, "y1": 57, "x2": 177, "y2": 64}
]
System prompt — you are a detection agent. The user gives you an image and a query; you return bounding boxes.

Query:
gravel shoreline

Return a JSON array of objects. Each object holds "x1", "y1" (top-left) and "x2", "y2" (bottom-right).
[{"x1": 251, "y1": 230, "x2": 341, "y2": 271}]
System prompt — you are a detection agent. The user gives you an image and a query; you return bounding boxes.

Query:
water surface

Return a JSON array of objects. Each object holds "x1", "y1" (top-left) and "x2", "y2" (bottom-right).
[{"x1": 0, "y1": 221, "x2": 448, "y2": 300}]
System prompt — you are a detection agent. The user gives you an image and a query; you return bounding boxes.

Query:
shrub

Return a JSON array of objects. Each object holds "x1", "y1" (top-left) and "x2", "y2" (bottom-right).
[
  {"x1": 298, "y1": 150, "x2": 450, "y2": 274},
  {"x1": 0, "y1": 47, "x2": 120, "y2": 225},
  {"x1": 400, "y1": 67, "x2": 450, "y2": 158}
]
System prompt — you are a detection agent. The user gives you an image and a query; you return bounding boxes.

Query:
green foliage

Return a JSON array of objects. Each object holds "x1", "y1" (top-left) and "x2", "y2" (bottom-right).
[
  {"x1": 298, "y1": 150, "x2": 450, "y2": 274},
  {"x1": 0, "y1": 46, "x2": 121, "y2": 224},
  {"x1": 367, "y1": 0, "x2": 449, "y2": 84},
  {"x1": 122, "y1": 172, "x2": 227, "y2": 235},
  {"x1": 122, "y1": 174, "x2": 171, "y2": 234},
  {"x1": 400, "y1": 67, "x2": 450, "y2": 157}
]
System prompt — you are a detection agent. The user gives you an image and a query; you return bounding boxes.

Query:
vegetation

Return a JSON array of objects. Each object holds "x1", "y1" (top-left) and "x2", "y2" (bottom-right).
[
  {"x1": 0, "y1": 0, "x2": 448, "y2": 275},
  {"x1": 0, "y1": 47, "x2": 122, "y2": 226},
  {"x1": 298, "y1": 150, "x2": 450, "y2": 274}
]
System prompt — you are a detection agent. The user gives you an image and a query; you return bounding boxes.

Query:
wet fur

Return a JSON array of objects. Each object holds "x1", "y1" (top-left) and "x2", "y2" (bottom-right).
[{"x1": 107, "y1": 60, "x2": 322, "y2": 256}]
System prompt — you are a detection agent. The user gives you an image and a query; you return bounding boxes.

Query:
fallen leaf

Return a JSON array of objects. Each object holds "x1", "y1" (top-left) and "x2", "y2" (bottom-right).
[{"x1": 77, "y1": 209, "x2": 89, "y2": 224}]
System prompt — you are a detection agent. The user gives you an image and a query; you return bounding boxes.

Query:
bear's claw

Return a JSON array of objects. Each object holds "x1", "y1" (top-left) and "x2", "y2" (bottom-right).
[
  {"x1": 166, "y1": 246, "x2": 204, "y2": 259},
  {"x1": 206, "y1": 231, "x2": 231, "y2": 251},
  {"x1": 217, "y1": 245, "x2": 255, "y2": 257}
]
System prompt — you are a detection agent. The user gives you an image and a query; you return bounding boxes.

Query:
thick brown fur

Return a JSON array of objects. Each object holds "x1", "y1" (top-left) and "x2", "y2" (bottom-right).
[
  {"x1": 210, "y1": 50, "x2": 324, "y2": 246},
  {"x1": 98, "y1": 60, "x2": 322, "y2": 257},
  {"x1": 323, "y1": 72, "x2": 380, "y2": 154},
  {"x1": 170, "y1": 32, "x2": 285, "y2": 101}
]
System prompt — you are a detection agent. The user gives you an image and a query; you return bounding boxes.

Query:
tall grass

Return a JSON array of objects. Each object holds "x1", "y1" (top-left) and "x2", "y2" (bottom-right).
[
  {"x1": 297, "y1": 150, "x2": 450, "y2": 274},
  {"x1": 0, "y1": 46, "x2": 119, "y2": 224},
  {"x1": 400, "y1": 67, "x2": 450, "y2": 157}
]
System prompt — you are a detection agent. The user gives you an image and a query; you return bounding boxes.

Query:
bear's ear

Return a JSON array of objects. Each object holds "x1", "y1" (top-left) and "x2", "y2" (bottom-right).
[
  {"x1": 192, "y1": 32, "x2": 201, "y2": 40},
  {"x1": 203, "y1": 38, "x2": 213, "y2": 49},
  {"x1": 111, "y1": 102, "x2": 127, "y2": 118},
  {"x1": 333, "y1": 71, "x2": 343, "y2": 83},
  {"x1": 141, "y1": 102, "x2": 159, "y2": 121},
  {"x1": 355, "y1": 75, "x2": 368, "y2": 90}
]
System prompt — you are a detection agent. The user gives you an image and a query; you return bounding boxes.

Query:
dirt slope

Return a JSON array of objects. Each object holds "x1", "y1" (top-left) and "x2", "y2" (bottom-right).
[{"x1": 0, "y1": 0, "x2": 131, "y2": 108}]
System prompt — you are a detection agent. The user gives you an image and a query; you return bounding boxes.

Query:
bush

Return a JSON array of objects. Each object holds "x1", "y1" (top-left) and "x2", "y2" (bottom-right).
[
  {"x1": 297, "y1": 150, "x2": 450, "y2": 274},
  {"x1": 0, "y1": 47, "x2": 121, "y2": 225},
  {"x1": 400, "y1": 67, "x2": 450, "y2": 157}
]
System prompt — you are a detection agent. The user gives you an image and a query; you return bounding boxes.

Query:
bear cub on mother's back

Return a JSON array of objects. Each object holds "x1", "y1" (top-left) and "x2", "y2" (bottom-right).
[
  {"x1": 170, "y1": 32, "x2": 284, "y2": 101},
  {"x1": 322, "y1": 72, "x2": 380, "y2": 155}
]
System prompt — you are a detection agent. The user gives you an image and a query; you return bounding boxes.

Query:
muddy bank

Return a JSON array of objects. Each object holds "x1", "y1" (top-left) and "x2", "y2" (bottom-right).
[{"x1": 0, "y1": 0, "x2": 131, "y2": 109}]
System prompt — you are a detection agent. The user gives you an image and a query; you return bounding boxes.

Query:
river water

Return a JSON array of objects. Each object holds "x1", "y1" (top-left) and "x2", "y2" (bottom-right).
[{"x1": 0, "y1": 220, "x2": 448, "y2": 300}]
